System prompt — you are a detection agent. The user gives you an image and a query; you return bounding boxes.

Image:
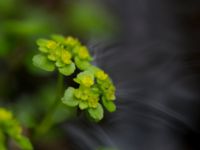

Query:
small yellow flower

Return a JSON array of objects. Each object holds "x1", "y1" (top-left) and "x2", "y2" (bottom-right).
[
  {"x1": 46, "y1": 40, "x2": 57, "y2": 49},
  {"x1": 88, "y1": 96, "x2": 98, "y2": 108},
  {"x1": 81, "y1": 76, "x2": 94, "y2": 87},
  {"x1": 106, "y1": 86, "x2": 116, "y2": 101},
  {"x1": 78, "y1": 46, "x2": 89, "y2": 59},
  {"x1": 106, "y1": 93, "x2": 116, "y2": 101},
  {"x1": 74, "y1": 89, "x2": 82, "y2": 99},
  {"x1": 0, "y1": 108, "x2": 13, "y2": 121},
  {"x1": 48, "y1": 50, "x2": 59, "y2": 61},
  {"x1": 81, "y1": 94, "x2": 88, "y2": 100},
  {"x1": 65, "y1": 37, "x2": 79, "y2": 46},
  {"x1": 61, "y1": 50, "x2": 72, "y2": 64},
  {"x1": 74, "y1": 89, "x2": 88, "y2": 100},
  {"x1": 96, "y1": 70, "x2": 108, "y2": 80}
]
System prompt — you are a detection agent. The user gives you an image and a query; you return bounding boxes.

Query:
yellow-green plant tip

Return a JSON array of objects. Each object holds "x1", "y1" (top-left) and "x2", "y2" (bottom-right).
[
  {"x1": 74, "y1": 71, "x2": 94, "y2": 87},
  {"x1": 61, "y1": 50, "x2": 72, "y2": 64},
  {"x1": 33, "y1": 34, "x2": 117, "y2": 122},
  {"x1": 0, "y1": 108, "x2": 33, "y2": 150}
]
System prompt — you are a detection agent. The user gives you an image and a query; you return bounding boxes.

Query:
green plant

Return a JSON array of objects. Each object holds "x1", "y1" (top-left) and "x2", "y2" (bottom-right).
[
  {"x1": 0, "y1": 35, "x2": 116, "y2": 149},
  {"x1": 0, "y1": 0, "x2": 117, "y2": 149},
  {"x1": 33, "y1": 35, "x2": 116, "y2": 123},
  {"x1": 0, "y1": 108, "x2": 33, "y2": 150}
]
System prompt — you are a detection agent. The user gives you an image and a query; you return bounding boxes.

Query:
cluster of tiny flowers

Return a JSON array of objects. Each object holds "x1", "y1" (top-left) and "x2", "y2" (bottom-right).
[
  {"x1": 62, "y1": 66, "x2": 116, "y2": 121},
  {"x1": 0, "y1": 108, "x2": 33, "y2": 150},
  {"x1": 33, "y1": 35, "x2": 116, "y2": 121},
  {"x1": 33, "y1": 35, "x2": 92, "y2": 76}
]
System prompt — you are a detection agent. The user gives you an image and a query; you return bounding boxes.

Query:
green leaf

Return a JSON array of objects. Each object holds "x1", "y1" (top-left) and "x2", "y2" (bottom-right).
[
  {"x1": 15, "y1": 136, "x2": 33, "y2": 150},
  {"x1": 74, "y1": 70, "x2": 94, "y2": 84},
  {"x1": 0, "y1": 143, "x2": 6, "y2": 150},
  {"x1": 102, "y1": 97, "x2": 116, "y2": 112},
  {"x1": 62, "y1": 87, "x2": 79, "y2": 107},
  {"x1": 51, "y1": 34, "x2": 65, "y2": 43},
  {"x1": 88, "y1": 104, "x2": 104, "y2": 121},
  {"x1": 38, "y1": 47, "x2": 48, "y2": 53},
  {"x1": 33, "y1": 54, "x2": 55, "y2": 71},
  {"x1": 36, "y1": 39, "x2": 48, "y2": 46},
  {"x1": 87, "y1": 66, "x2": 100, "y2": 74},
  {"x1": 75, "y1": 57, "x2": 91, "y2": 70},
  {"x1": 55, "y1": 60, "x2": 65, "y2": 67},
  {"x1": 79, "y1": 101, "x2": 88, "y2": 110},
  {"x1": 36, "y1": 39, "x2": 49, "y2": 53},
  {"x1": 58, "y1": 63, "x2": 75, "y2": 76}
]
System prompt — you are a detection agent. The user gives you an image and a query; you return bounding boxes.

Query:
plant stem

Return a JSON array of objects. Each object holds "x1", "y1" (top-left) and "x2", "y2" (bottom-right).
[{"x1": 34, "y1": 73, "x2": 64, "y2": 138}]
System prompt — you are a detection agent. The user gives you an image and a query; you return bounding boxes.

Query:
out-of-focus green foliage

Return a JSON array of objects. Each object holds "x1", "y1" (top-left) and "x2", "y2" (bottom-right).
[
  {"x1": 0, "y1": 0, "x2": 15, "y2": 14},
  {"x1": 14, "y1": 84, "x2": 76, "y2": 129},
  {"x1": 66, "y1": 1, "x2": 117, "y2": 37},
  {"x1": 0, "y1": 108, "x2": 33, "y2": 150}
]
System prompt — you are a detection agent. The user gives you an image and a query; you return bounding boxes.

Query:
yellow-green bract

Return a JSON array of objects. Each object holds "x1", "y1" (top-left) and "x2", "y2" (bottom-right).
[
  {"x1": 0, "y1": 108, "x2": 33, "y2": 150},
  {"x1": 33, "y1": 35, "x2": 116, "y2": 121}
]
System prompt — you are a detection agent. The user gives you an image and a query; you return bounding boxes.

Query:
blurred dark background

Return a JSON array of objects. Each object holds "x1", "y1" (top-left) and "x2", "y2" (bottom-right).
[{"x1": 0, "y1": 0, "x2": 200, "y2": 150}]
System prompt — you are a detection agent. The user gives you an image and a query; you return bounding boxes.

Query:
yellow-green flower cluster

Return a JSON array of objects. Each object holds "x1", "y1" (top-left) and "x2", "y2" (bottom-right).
[
  {"x1": 33, "y1": 35, "x2": 93, "y2": 76},
  {"x1": 0, "y1": 108, "x2": 33, "y2": 150},
  {"x1": 33, "y1": 34, "x2": 116, "y2": 121},
  {"x1": 62, "y1": 67, "x2": 116, "y2": 121},
  {"x1": 74, "y1": 87, "x2": 99, "y2": 109}
]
